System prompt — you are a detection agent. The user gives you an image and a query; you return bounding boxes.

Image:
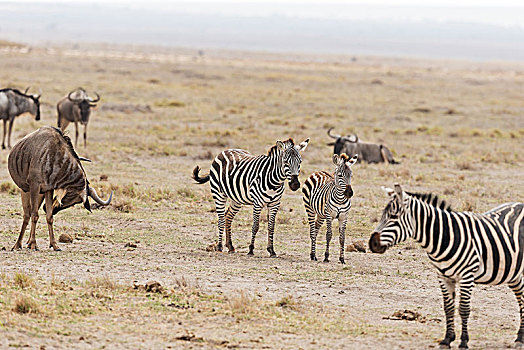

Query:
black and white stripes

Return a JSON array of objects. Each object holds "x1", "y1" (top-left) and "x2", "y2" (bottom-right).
[
  {"x1": 369, "y1": 184, "x2": 524, "y2": 349},
  {"x1": 302, "y1": 153, "x2": 357, "y2": 264},
  {"x1": 193, "y1": 138, "x2": 309, "y2": 257}
]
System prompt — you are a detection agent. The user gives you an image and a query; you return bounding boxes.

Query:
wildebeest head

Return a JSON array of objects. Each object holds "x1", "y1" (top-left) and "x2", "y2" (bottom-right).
[
  {"x1": 68, "y1": 88, "x2": 100, "y2": 125},
  {"x1": 276, "y1": 137, "x2": 309, "y2": 191},
  {"x1": 23, "y1": 87, "x2": 41, "y2": 121},
  {"x1": 333, "y1": 153, "x2": 358, "y2": 199},
  {"x1": 369, "y1": 184, "x2": 414, "y2": 254},
  {"x1": 327, "y1": 127, "x2": 358, "y2": 155},
  {"x1": 48, "y1": 180, "x2": 113, "y2": 215}
]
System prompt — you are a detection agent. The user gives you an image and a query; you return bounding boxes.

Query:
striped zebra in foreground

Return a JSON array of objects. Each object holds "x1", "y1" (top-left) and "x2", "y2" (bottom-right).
[
  {"x1": 369, "y1": 183, "x2": 524, "y2": 349},
  {"x1": 302, "y1": 153, "x2": 357, "y2": 264},
  {"x1": 192, "y1": 138, "x2": 309, "y2": 257}
]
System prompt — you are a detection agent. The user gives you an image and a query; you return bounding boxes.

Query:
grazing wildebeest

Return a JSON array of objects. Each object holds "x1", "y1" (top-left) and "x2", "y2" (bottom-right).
[
  {"x1": 369, "y1": 184, "x2": 524, "y2": 349},
  {"x1": 192, "y1": 138, "x2": 309, "y2": 256},
  {"x1": 0, "y1": 87, "x2": 41, "y2": 149},
  {"x1": 57, "y1": 87, "x2": 100, "y2": 147},
  {"x1": 327, "y1": 127, "x2": 398, "y2": 164},
  {"x1": 302, "y1": 153, "x2": 358, "y2": 264},
  {"x1": 8, "y1": 126, "x2": 112, "y2": 251}
]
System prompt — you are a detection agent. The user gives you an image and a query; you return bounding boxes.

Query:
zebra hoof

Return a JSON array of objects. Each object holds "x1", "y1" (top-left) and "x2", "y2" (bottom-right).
[
  {"x1": 458, "y1": 342, "x2": 468, "y2": 349},
  {"x1": 227, "y1": 246, "x2": 235, "y2": 253},
  {"x1": 247, "y1": 250, "x2": 254, "y2": 256},
  {"x1": 310, "y1": 254, "x2": 317, "y2": 261},
  {"x1": 267, "y1": 247, "x2": 277, "y2": 257},
  {"x1": 269, "y1": 254, "x2": 277, "y2": 258},
  {"x1": 339, "y1": 258, "x2": 346, "y2": 264},
  {"x1": 323, "y1": 258, "x2": 329, "y2": 263}
]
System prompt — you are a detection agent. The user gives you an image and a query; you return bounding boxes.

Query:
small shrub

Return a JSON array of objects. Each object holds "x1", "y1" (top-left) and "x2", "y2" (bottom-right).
[
  {"x1": 275, "y1": 295, "x2": 298, "y2": 310},
  {"x1": 13, "y1": 294, "x2": 40, "y2": 314},
  {"x1": 14, "y1": 272, "x2": 34, "y2": 289},
  {"x1": 0, "y1": 182, "x2": 18, "y2": 195},
  {"x1": 228, "y1": 290, "x2": 259, "y2": 317}
]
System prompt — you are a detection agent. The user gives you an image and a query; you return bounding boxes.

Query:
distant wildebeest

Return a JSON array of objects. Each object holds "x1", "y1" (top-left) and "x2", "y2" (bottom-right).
[
  {"x1": 369, "y1": 184, "x2": 524, "y2": 349},
  {"x1": 192, "y1": 138, "x2": 309, "y2": 257},
  {"x1": 57, "y1": 88, "x2": 100, "y2": 147},
  {"x1": 302, "y1": 153, "x2": 358, "y2": 264},
  {"x1": 0, "y1": 87, "x2": 41, "y2": 149},
  {"x1": 8, "y1": 126, "x2": 112, "y2": 251},
  {"x1": 327, "y1": 127, "x2": 399, "y2": 164}
]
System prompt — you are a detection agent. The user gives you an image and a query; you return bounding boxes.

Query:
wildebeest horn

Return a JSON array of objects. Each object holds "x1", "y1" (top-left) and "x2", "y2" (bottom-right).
[
  {"x1": 327, "y1": 127, "x2": 341, "y2": 139},
  {"x1": 345, "y1": 134, "x2": 358, "y2": 143},
  {"x1": 34, "y1": 88, "x2": 42, "y2": 99},
  {"x1": 24, "y1": 86, "x2": 31, "y2": 94},
  {"x1": 88, "y1": 187, "x2": 112, "y2": 206},
  {"x1": 87, "y1": 91, "x2": 100, "y2": 103},
  {"x1": 67, "y1": 90, "x2": 83, "y2": 103},
  {"x1": 78, "y1": 157, "x2": 91, "y2": 162}
]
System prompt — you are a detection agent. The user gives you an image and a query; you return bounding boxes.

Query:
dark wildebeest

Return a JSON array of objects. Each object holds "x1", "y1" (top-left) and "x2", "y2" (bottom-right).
[
  {"x1": 0, "y1": 87, "x2": 41, "y2": 149},
  {"x1": 8, "y1": 126, "x2": 112, "y2": 251},
  {"x1": 327, "y1": 128, "x2": 399, "y2": 164},
  {"x1": 57, "y1": 88, "x2": 100, "y2": 147}
]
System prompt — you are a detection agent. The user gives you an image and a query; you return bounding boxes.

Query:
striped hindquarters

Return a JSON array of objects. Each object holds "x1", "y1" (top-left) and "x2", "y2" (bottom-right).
[
  {"x1": 209, "y1": 149, "x2": 262, "y2": 205},
  {"x1": 302, "y1": 171, "x2": 333, "y2": 215}
]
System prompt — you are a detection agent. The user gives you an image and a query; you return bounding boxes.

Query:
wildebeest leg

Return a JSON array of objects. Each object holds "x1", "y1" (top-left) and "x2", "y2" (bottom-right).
[
  {"x1": 12, "y1": 191, "x2": 31, "y2": 250},
  {"x1": 7, "y1": 117, "x2": 14, "y2": 149},
  {"x1": 27, "y1": 189, "x2": 44, "y2": 251},
  {"x1": 324, "y1": 214, "x2": 333, "y2": 262},
  {"x1": 44, "y1": 190, "x2": 60, "y2": 251},
  {"x1": 2, "y1": 119, "x2": 6, "y2": 149},
  {"x1": 74, "y1": 122, "x2": 79, "y2": 147},
  {"x1": 247, "y1": 204, "x2": 262, "y2": 256},
  {"x1": 225, "y1": 201, "x2": 241, "y2": 253},
  {"x1": 266, "y1": 202, "x2": 280, "y2": 257},
  {"x1": 60, "y1": 119, "x2": 70, "y2": 133},
  {"x1": 83, "y1": 123, "x2": 87, "y2": 148}
]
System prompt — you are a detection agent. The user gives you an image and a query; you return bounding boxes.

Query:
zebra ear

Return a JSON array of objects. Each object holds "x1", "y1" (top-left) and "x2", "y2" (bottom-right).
[
  {"x1": 333, "y1": 154, "x2": 340, "y2": 165},
  {"x1": 276, "y1": 141, "x2": 285, "y2": 151},
  {"x1": 347, "y1": 154, "x2": 358, "y2": 166},
  {"x1": 295, "y1": 138, "x2": 309, "y2": 152},
  {"x1": 394, "y1": 183, "x2": 403, "y2": 201},
  {"x1": 381, "y1": 186, "x2": 394, "y2": 196}
]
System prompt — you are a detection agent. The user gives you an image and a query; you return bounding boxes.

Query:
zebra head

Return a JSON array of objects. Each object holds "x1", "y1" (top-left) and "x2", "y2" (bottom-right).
[
  {"x1": 369, "y1": 183, "x2": 414, "y2": 253},
  {"x1": 277, "y1": 137, "x2": 309, "y2": 191},
  {"x1": 333, "y1": 153, "x2": 357, "y2": 198}
]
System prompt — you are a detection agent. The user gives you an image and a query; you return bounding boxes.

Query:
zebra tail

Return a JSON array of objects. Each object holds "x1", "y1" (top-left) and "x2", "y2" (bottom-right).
[{"x1": 192, "y1": 166, "x2": 210, "y2": 184}]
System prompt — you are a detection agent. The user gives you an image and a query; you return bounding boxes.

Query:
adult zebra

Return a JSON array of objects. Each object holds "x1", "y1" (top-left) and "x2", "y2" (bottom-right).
[
  {"x1": 369, "y1": 183, "x2": 524, "y2": 349},
  {"x1": 302, "y1": 153, "x2": 357, "y2": 264},
  {"x1": 193, "y1": 138, "x2": 309, "y2": 257}
]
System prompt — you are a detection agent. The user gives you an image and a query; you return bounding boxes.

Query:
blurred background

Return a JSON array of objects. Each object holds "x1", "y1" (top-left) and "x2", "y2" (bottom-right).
[{"x1": 2, "y1": 0, "x2": 524, "y2": 61}]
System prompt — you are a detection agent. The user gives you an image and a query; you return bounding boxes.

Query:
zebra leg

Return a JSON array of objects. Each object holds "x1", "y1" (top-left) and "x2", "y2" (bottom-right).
[
  {"x1": 247, "y1": 204, "x2": 262, "y2": 256},
  {"x1": 225, "y1": 202, "x2": 241, "y2": 253},
  {"x1": 509, "y1": 276, "x2": 524, "y2": 346},
  {"x1": 338, "y1": 213, "x2": 348, "y2": 264},
  {"x1": 266, "y1": 202, "x2": 280, "y2": 257},
  {"x1": 213, "y1": 193, "x2": 227, "y2": 252},
  {"x1": 305, "y1": 207, "x2": 318, "y2": 261},
  {"x1": 324, "y1": 214, "x2": 333, "y2": 262},
  {"x1": 458, "y1": 275, "x2": 475, "y2": 349},
  {"x1": 438, "y1": 275, "x2": 457, "y2": 348}
]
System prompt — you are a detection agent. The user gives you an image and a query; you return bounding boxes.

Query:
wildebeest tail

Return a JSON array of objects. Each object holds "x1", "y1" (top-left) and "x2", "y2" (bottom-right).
[
  {"x1": 192, "y1": 166, "x2": 210, "y2": 184},
  {"x1": 380, "y1": 145, "x2": 400, "y2": 164}
]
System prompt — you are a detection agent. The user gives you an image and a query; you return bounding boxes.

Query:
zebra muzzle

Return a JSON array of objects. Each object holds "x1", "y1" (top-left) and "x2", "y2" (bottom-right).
[
  {"x1": 369, "y1": 232, "x2": 387, "y2": 254},
  {"x1": 344, "y1": 185, "x2": 353, "y2": 199},
  {"x1": 289, "y1": 175, "x2": 300, "y2": 191}
]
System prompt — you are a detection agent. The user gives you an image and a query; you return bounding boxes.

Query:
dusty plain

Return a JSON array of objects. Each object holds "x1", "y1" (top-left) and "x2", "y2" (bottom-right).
[{"x1": 0, "y1": 43, "x2": 523, "y2": 349}]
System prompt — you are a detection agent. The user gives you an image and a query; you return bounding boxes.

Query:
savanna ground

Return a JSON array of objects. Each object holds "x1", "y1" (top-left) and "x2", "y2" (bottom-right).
[{"x1": 0, "y1": 42, "x2": 523, "y2": 349}]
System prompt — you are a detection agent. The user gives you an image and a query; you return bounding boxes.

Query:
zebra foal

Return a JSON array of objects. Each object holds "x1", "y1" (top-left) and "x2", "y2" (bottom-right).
[
  {"x1": 302, "y1": 153, "x2": 357, "y2": 264},
  {"x1": 369, "y1": 183, "x2": 524, "y2": 349},
  {"x1": 193, "y1": 138, "x2": 309, "y2": 257}
]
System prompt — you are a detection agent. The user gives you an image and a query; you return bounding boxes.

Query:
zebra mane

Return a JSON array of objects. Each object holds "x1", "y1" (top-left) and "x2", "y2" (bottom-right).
[
  {"x1": 51, "y1": 127, "x2": 80, "y2": 161},
  {"x1": 267, "y1": 138, "x2": 295, "y2": 155},
  {"x1": 405, "y1": 191, "x2": 452, "y2": 211}
]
